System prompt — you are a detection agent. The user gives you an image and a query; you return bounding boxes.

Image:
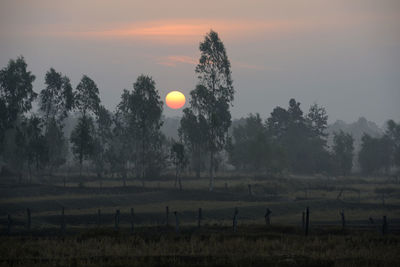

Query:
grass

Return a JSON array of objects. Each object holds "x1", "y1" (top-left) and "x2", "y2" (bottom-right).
[
  {"x1": 0, "y1": 226, "x2": 399, "y2": 266},
  {"x1": 0, "y1": 173, "x2": 399, "y2": 266}
]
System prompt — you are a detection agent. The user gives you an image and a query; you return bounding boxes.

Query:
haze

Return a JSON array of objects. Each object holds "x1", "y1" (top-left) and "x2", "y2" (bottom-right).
[{"x1": 1, "y1": 0, "x2": 399, "y2": 124}]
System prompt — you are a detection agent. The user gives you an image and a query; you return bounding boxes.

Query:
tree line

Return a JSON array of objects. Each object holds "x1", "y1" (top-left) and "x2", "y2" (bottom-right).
[{"x1": 0, "y1": 30, "x2": 399, "y2": 190}]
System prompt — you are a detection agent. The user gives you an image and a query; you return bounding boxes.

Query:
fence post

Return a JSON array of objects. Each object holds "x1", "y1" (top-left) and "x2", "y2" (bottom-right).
[
  {"x1": 198, "y1": 208, "x2": 202, "y2": 228},
  {"x1": 26, "y1": 208, "x2": 31, "y2": 231},
  {"x1": 97, "y1": 209, "x2": 101, "y2": 227},
  {"x1": 166, "y1": 206, "x2": 169, "y2": 227},
  {"x1": 264, "y1": 208, "x2": 271, "y2": 226},
  {"x1": 305, "y1": 207, "x2": 309, "y2": 236},
  {"x1": 248, "y1": 184, "x2": 252, "y2": 196},
  {"x1": 382, "y1": 215, "x2": 387, "y2": 235},
  {"x1": 61, "y1": 206, "x2": 65, "y2": 233},
  {"x1": 7, "y1": 214, "x2": 11, "y2": 235},
  {"x1": 340, "y1": 209, "x2": 345, "y2": 230},
  {"x1": 130, "y1": 208, "x2": 135, "y2": 233},
  {"x1": 302, "y1": 211, "x2": 305, "y2": 230},
  {"x1": 115, "y1": 210, "x2": 120, "y2": 231},
  {"x1": 233, "y1": 207, "x2": 239, "y2": 232}
]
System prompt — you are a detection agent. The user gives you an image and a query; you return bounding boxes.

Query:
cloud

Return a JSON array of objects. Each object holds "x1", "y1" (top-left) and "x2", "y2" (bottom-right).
[
  {"x1": 156, "y1": 55, "x2": 197, "y2": 67},
  {"x1": 37, "y1": 19, "x2": 304, "y2": 44}
]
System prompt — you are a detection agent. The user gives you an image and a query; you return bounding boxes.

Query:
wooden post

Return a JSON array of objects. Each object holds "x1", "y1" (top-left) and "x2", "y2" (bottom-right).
[
  {"x1": 233, "y1": 207, "x2": 239, "y2": 232},
  {"x1": 166, "y1": 206, "x2": 169, "y2": 227},
  {"x1": 26, "y1": 208, "x2": 31, "y2": 231},
  {"x1": 115, "y1": 210, "x2": 120, "y2": 231},
  {"x1": 302, "y1": 211, "x2": 305, "y2": 230},
  {"x1": 61, "y1": 206, "x2": 65, "y2": 233},
  {"x1": 130, "y1": 208, "x2": 135, "y2": 233},
  {"x1": 198, "y1": 208, "x2": 202, "y2": 228},
  {"x1": 340, "y1": 209, "x2": 345, "y2": 230},
  {"x1": 248, "y1": 184, "x2": 252, "y2": 196},
  {"x1": 264, "y1": 208, "x2": 271, "y2": 226},
  {"x1": 382, "y1": 216, "x2": 387, "y2": 235},
  {"x1": 174, "y1": 211, "x2": 179, "y2": 233},
  {"x1": 305, "y1": 207, "x2": 309, "y2": 236},
  {"x1": 97, "y1": 209, "x2": 101, "y2": 227},
  {"x1": 7, "y1": 214, "x2": 11, "y2": 235}
]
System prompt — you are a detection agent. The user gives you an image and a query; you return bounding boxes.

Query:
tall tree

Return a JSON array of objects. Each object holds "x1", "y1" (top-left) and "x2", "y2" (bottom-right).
[
  {"x1": 70, "y1": 75, "x2": 100, "y2": 179},
  {"x1": 39, "y1": 68, "x2": 73, "y2": 174},
  {"x1": 92, "y1": 105, "x2": 113, "y2": 184},
  {"x1": 0, "y1": 57, "x2": 36, "y2": 156},
  {"x1": 191, "y1": 30, "x2": 234, "y2": 191},
  {"x1": 333, "y1": 130, "x2": 354, "y2": 176},
  {"x1": 116, "y1": 75, "x2": 164, "y2": 185}
]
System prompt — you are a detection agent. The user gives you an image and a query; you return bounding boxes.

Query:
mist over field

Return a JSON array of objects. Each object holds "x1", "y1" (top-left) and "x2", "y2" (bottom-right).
[{"x1": 1, "y1": 1, "x2": 400, "y2": 266}]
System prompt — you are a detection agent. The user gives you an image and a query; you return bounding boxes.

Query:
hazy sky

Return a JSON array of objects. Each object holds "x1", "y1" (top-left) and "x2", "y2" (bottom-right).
[{"x1": 1, "y1": 0, "x2": 399, "y2": 124}]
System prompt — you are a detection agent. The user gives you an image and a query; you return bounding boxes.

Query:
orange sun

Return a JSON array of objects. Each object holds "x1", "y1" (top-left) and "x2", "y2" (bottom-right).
[{"x1": 166, "y1": 91, "x2": 186, "y2": 109}]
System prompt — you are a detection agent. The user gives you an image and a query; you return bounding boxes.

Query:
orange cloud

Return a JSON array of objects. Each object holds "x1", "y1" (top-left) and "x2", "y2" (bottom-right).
[
  {"x1": 156, "y1": 55, "x2": 197, "y2": 67},
  {"x1": 41, "y1": 19, "x2": 303, "y2": 43}
]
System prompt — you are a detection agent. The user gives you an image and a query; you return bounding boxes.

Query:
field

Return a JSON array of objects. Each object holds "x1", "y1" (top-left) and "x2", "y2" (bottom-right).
[{"x1": 0, "y1": 173, "x2": 400, "y2": 266}]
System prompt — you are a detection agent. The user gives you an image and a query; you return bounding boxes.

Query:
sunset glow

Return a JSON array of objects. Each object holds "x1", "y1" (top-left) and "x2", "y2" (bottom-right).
[{"x1": 166, "y1": 91, "x2": 186, "y2": 109}]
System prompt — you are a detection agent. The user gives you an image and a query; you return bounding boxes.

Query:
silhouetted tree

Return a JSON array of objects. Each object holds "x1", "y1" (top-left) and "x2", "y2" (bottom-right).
[
  {"x1": 333, "y1": 130, "x2": 354, "y2": 176},
  {"x1": 92, "y1": 105, "x2": 113, "y2": 183},
  {"x1": 179, "y1": 108, "x2": 208, "y2": 178},
  {"x1": 0, "y1": 57, "x2": 36, "y2": 157},
  {"x1": 70, "y1": 116, "x2": 95, "y2": 178},
  {"x1": 70, "y1": 75, "x2": 100, "y2": 179},
  {"x1": 191, "y1": 30, "x2": 234, "y2": 191},
  {"x1": 116, "y1": 75, "x2": 164, "y2": 184},
  {"x1": 170, "y1": 142, "x2": 188, "y2": 190},
  {"x1": 385, "y1": 120, "x2": 400, "y2": 169}
]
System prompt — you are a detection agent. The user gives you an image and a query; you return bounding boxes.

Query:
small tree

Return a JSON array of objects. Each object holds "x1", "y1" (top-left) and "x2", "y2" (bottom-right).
[
  {"x1": 170, "y1": 142, "x2": 188, "y2": 190},
  {"x1": 70, "y1": 116, "x2": 95, "y2": 178},
  {"x1": 333, "y1": 131, "x2": 354, "y2": 176}
]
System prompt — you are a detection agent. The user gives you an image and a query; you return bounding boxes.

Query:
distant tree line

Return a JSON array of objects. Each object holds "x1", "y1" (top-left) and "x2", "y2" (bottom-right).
[{"x1": 0, "y1": 30, "x2": 399, "y2": 188}]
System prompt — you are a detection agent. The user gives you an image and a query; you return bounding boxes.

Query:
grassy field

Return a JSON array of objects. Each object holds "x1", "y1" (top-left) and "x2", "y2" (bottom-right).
[{"x1": 0, "y1": 173, "x2": 399, "y2": 266}]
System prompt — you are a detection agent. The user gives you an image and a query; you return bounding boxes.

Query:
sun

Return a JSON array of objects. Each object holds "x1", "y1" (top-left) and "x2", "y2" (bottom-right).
[{"x1": 166, "y1": 91, "x2": 186, "y2": 109}]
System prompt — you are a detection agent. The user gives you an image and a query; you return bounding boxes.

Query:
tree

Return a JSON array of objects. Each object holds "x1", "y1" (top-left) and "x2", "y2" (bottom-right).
[
  {"x1": 39, "y1": 68, "x2": 73, "y2": 125},
  {"x1": 190, "y1": 30, "x2": 234, "y2": 191},
  {"x1": 92, "y1": 105, "x2": 113, "y2": 185},
  {"x1": 385, "y1": 120, "x2": 400, "y2": 169},
  {"x1": 70, "y1": 116, "x2": 96, "y2": 178},
  {"x1": 228, "y1": 114, "x2": 269, "y2": 171},
  {"x1": 267, "y1": 99, "x2": 315, "y2": 173},
  {"x1": 116, "y1": 75, "x2": 164, "y2": 185},
  {"x1": 39, "y1": 68, "x2": 74, "y2": 175},
  {"x1": 0, "y1": 57, "x2": 36, "y2": 156},
  {"x1": 70, "y1": 75, "x2": 100, "y2": 179},
  {"x1": 74, "y1": 75, "x2": 100, "y2": 117},
  {"x1": 332, "y1": 130, "x2": 354, "y2": 176},
  {"x1": 170, "y1": 142, "x2": 188, "y2": 190},
  {"x1": 179, "y1": 108, "x2": 208, "y2": 178},
  {"x1": 18, "y1": 116, "x2": 47, "y2": 182},
  {"x1": 358, "y1": 134, "x2": 393, "y2": 175}
]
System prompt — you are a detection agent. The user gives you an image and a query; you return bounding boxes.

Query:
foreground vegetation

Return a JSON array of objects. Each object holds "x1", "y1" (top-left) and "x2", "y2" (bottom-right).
[
  {"x1": 1, "y1": 226, "x2": 399, "y2": 267},
  {"x1": 1, "y1": 173, "x2": 399, "y2": 266}
]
